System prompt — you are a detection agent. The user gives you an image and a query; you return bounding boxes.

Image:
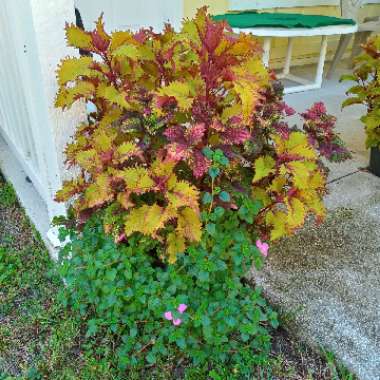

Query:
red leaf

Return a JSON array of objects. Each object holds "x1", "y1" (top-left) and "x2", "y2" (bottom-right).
[
  {"x1": 211, "y1": 120, "x2": 225, "y2": 132},
  {"x1": 186, "y1": 123, "x2": 206, "y2": 145},
  {"x1": 192, "y1": 150, "x2": 211, "y2": 178},
  {"x1": 164, "y1": 125, "x2": 185, "y2": 143},
  {"x1": 91, "y1": 31, "x2": 110, "y2": 51},
  {"x1": 221, "y1": 127, "x2": 251, "y2": 144}
]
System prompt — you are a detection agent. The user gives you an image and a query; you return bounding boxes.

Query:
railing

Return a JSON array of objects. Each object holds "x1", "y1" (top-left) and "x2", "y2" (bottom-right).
[{"x1": 0, "y1": 1, "x2": 66, "y2": 219}]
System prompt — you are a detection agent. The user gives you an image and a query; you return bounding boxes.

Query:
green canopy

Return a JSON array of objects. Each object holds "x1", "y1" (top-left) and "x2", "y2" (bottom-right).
[{"x1": 212, "y1": 12, "x2": 356, "y2": 29}]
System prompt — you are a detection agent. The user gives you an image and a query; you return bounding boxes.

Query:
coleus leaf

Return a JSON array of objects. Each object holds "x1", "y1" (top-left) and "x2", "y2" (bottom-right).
[
  {"x1": 176, "y1": 207, "x2": 202, "y2": 242},
  {"x1": 96, "y1": 83, "x2": 130, "y2": 109},
  {"x1": 156, "y1": 81, "x2": 197, "y2": 110},
  {"x1": 83, "y1": 173, "x2": 114, "y2": 209},
  {"x1": 115, "y1": 167, "x2": 154, "y2": 194},
  {"x1": 124, "y1": 203, "x2": 171, "y2": 239},
  {"x1": 56, "y1": 57, "x2": 95, "y2": 86},
  {"x1": 65, "y1": 23, "x2": 92, "y2": 50},
  {"x1": 55, "y1": 81, "x2": 95, "y2": 109},
  {"x1": 166, "y1": 232, "x2": 186, "y2": 264},
  {"x1": 252, "y1": 156, "x2": 276, "y2": 183}
]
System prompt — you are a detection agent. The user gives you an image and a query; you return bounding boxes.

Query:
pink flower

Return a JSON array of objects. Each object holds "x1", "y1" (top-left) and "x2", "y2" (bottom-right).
[
  {"x1": 177, "y1": 304, "x2": 187, "y2": 314},
  {"x1": 173, "y1": 318, "x2": 182, "y2": 326},
  {"x1": 164, "y1": 311, "x2": 173, "y2": 321},
  {"x1": 256, "y1": 239, "x2": 269, "y2": 257}
]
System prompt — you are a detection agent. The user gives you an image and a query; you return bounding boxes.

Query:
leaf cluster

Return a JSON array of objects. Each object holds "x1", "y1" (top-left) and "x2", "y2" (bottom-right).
[
  {"x1": 58, "y1": 201, "x2": 278, "y2": 378},
  {"x1": 55, "y1": 7, "x2": 349, "y2": 259},
  {"x1": 341, "y1": 35, "x2": 380, "y2": 148}
]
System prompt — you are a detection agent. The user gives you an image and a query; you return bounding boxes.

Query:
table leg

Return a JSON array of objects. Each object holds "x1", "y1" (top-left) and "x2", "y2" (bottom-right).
[
  {"x1": 283, "y1": 37, "x2": 294, "y2": 76},
  {"x1": 315, "y1": 35, "x2": 328, "y2": 88},
  {"x1": 262, "y1": 37, "x2": 271, "y2": 67}
]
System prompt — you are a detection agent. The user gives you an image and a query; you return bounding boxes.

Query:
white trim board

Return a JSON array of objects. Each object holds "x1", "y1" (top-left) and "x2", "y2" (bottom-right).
[{"x1": 229, "y1": 0, "x2": 380, "y2": 10}]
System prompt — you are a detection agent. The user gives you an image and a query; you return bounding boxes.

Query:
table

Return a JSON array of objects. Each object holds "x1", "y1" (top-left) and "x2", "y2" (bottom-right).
[
  {"x1": 235, "y1": 24, "x2": 358, "y2": 94},
  {"x1": 213, "y1": 12, "x2": 358, "y2": 93}
]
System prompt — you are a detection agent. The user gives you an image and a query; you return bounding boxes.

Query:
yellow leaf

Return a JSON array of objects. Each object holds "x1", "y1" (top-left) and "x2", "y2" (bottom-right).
[
  {"x1": 98, "y1": 108, "x2": 122, "y2": 128},
  {"x1": 288, "y1": 161, "x2": 312, "y2": 190},
  {"x1": 76, "y1": 149, "x2": 101, "y2": 172},
  {"x1": 253, "y1": 156, "x2": 276, "y2": 183},
  {"x1": 65, "y1": 23, "x2": 92, "y2": 50},
  {"x1": 96, "y1": 83, "x2": 130, "y2": 109},
  {"x1": 124, "y1": 204, "x2": 170, "y2": 238},
  {"x1": 109, "y1": 31, "x2": 135, "y2": 52},
  {"x1": 55, "y1": 177, "x2": 85, "y2": 202},
  {"x1": 233, "y1": 81, "x2": 261, "y2": 123},
  {"x1": 57, "y1": 57, "x2": 95, "y2": 86},
  {"x1": 95, "y1": 14, "x2": 110, "y2": 42},
  {"x1": 55, "y1": 81, "x2": 95, "y2": 109},
  {"x1": 251, "y1": 187, "x2": 271, "y2": 207},
  {"x1": 150, "y1": 159, "x2": 176, "y2": 178},
  {"x1": 113, "y1": 44, "x2": 155, "y2": 60},
  {"x1": 166, "y1": 232, "x2": 186, "y2": 264},
  {"x1": 93, "y1": 129, "x2": 116, "y2": 152},
  {"x1": 221, "y1": 103, "x2": 242, "y2": 123},
  {"x1": 308, "y1": 171, "x2": 326, "y2": 190},
  {"x1": 177, "y1": 207, "x2": 202, "y2": 242},
  {"x1": 286, "y1": 197, "x2": 306, "y2": 230},
  {"x1": 117, "y1": 192, "x2": 134, "y2": 210},
  {"x1": 268, "y1": 176, "x2": 286, "y2": 193},
  {"x1": 116, "y1": 167, "x2": 154, "y2": 194},
  {"x1": 233, "y1": 58, "x2": 269, "y2": 122},
  {"x1": 299, "y1": 190, "x2": 326, "y2": 219},
  {"x1": 274, "y1": 132, "x2": 317, "y2": 160},
  {"x1": 167, "y1": 180, "x2": 199, "y2": 211},
  {"x1": 156, "y1": 81, "x2": 196, "y2": 110},
  {"x1": 115, "y1": 142, "x2": 141, "y2": 163},
  {"x1": 84, "y1": 174, "x2": 113, "y2": 208},
  {"x1": 266, "y1": 210, "x2": 287, "y2": 240}
]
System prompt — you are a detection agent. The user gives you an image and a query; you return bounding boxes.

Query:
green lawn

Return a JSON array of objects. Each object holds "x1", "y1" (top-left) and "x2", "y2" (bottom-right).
[{"x1": 0, "y1": 174, "x2": 355, "y2": 380}]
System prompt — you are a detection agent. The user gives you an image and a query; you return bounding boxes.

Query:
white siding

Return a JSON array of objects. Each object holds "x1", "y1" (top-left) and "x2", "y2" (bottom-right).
[{"x1": 75, "y1": 0, "x2": 184, "y2": 32}]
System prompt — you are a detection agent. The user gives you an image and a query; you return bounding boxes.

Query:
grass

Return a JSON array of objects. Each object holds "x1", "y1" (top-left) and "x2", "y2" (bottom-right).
[{"x1": 0, "y1": 174, "x2": 356, "y2": 380}]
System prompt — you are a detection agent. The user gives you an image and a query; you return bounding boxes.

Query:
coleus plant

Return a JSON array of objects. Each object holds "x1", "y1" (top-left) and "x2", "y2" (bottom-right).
[
  {"x1": 55, "y1": 7, "x2": 349, "y2": 262},
  {"x1": 342, "y1": 35, "x2": 380, "y2": 149}
]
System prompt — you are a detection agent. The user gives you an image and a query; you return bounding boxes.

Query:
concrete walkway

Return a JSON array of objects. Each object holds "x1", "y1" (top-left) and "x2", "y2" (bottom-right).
[{"x1": 250, "y1": 64, "x2": 380, "y2": 380}]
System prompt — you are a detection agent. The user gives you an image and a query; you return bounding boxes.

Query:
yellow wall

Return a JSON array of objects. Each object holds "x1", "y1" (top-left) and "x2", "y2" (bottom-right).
[
  {"x1": 183, "y1": 1, "x2": 380, "y2": 68},
  {"x1": 183, "y1": 0, "x2": 229, "y2": 19}
]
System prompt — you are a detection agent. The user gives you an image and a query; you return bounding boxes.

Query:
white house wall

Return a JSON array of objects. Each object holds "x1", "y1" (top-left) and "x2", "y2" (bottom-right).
[
  {"x1": 0, "y1": 0, "x2": 86, "y2": 220},
  {"x1": 75, "y1": 0, "x2": 184, "y2": 32}
]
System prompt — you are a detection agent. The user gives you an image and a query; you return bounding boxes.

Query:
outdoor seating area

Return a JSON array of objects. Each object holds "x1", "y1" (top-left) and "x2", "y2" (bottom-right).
[{"x1": 0, "y1": 1, "x2": 379, "y2": 380}]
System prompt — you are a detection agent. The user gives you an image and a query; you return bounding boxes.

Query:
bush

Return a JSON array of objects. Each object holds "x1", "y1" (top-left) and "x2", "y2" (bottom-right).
[
  {"x1": 55, "y1": 7, "x2": 349, "y2": 263},
  {"x1": 342, "y1": 35, "x2": 380, "y2": 149},
  {"x1": 58, "y1": 197, "x2": 278, "y2": 378}
]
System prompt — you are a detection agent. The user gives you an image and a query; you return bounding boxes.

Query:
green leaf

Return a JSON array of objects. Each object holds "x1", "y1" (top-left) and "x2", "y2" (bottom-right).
[
  {"x1": 202, "y1": 147, "x2": 213, "y2": 159},
  {"x1": 202, "y1": 192, "x2": 213, "y2": 205},
  {"x1": 218, "y1": 191, "x2": 230, "y2": 202},
  {"x1": 146, "y1": 352, "x2": 156, "y2": 364},
  {"x1": 208, "y1": 167, "x2": 220, "y2": 179},
  {"x1": 201, "y1": 315, "x2": 211, "y2": 327},
  {"x1": 175, "y1": 337, "x2": 186, "y2": 349},
  {"x1": 206, "y1": 223, "x2": 216, "y2": 236}
]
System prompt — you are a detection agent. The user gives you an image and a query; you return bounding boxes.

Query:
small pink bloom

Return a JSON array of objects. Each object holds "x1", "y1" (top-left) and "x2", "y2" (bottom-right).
[
  {"x1": 177, "y1": 304, "x2": 187, "y2": 314},
  {"x1": 256, "y1": 239, "x2": 269, "y2": 257},
  {"x1": 164, "y1": 311, "x2": 173, "y2": 321},
  {"x1": 172, "y1": 318, "x2": 182, "y2": 326}
]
